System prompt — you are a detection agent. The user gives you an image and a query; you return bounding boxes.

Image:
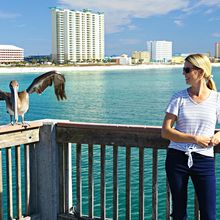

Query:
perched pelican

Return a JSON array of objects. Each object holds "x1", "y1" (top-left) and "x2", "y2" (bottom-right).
[{"x1": 0, "y1": 70, "x2": 67, "y2": 125}]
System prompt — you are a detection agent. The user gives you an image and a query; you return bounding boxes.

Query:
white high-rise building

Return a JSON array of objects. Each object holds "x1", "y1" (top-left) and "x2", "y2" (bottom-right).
[
  {"x1": 147, "y1": 40, "x2": 172, "y2": 63},
  {"x1": 51, "y1": 8, "x2": 105, "y2": 64},
  {"x1": 215, "y1": 42, "x2": 220, "y2": 59}
]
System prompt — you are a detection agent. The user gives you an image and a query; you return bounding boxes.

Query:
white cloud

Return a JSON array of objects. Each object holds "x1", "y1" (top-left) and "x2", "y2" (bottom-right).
[
  {"x1": 197, "y1": 0, "x2": 220, "y2": 6},
  {"x1": 57, "y1": 0, "x2": 220, "y2": 33},
  {"x1": 58, "y1": 0, "x2": 189, "y2": 33},
  {"x1": 183, "y1": 0, "x2": 220, "y2": 13},
  {"x1": 127, "y1": 25, "x2": 138, "y2": 31},
  {"x1": 174, "y1": 20, "x2": 184, "y2": 26},
  {"x1": 0, "y1": 11, "x2": 21, "y2": 19},
  {"x1": 209, "y1": 17, "x2": 220, "y2": 21},
  {"x1": 212, "y1": 32, "x2": 220, "y2": 37}
]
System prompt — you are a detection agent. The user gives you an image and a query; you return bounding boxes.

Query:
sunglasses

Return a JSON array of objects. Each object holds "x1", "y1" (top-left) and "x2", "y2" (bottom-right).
[{"x1": 183, "y1": 67, "x2": 195, "y2": 73}]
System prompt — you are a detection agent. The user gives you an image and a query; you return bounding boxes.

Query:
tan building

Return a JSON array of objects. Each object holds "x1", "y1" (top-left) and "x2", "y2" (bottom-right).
[
  {"x1": 132, "y1": 51, "x2": 150, "y2": 64},
  {"x1": 0, "y1": 45, "x2": 24, "y2": 63},
  {"x1": 171, "y1": 55, "x2": 185, "y2": 64},
  {"x1": 215, "y1": 42, "x2": 220, "y2": 59}
]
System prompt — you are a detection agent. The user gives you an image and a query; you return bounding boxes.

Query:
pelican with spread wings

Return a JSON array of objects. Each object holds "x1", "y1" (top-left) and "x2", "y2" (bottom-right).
[{"x1": 0, "y1": 70, "x2": 67, "y2": 125}]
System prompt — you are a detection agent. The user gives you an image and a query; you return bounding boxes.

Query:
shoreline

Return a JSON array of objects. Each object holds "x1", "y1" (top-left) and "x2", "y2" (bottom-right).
[{"x1": 0, "y1": 63, "x2": 220, "y2": 73}]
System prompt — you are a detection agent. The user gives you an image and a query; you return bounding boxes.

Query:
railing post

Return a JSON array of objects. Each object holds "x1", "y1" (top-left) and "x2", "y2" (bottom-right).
[
  {"x1": 30, "y1": 121, "x2": 71, "y2": 220},
  {"x1": 152, "y1": 148, "x2": 158, "y2": 220}
]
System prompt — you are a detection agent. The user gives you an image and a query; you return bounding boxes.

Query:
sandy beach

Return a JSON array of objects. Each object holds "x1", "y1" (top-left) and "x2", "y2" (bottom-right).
[{"x1": 0, "y1": 63, "x2": 220, "y2": 74}]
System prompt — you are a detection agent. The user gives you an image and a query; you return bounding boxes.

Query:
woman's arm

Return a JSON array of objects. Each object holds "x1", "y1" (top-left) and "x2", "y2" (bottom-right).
[{"x1": 161, "y1": 112, "x2": 211, "y2": 147}]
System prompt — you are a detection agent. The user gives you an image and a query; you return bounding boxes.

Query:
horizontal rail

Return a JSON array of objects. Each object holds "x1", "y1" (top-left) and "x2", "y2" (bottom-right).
[
  {"x1": 0, "y1": 121, "x2": 43, "y2": 148},
  {"x1": 56, "y1": 122, "x2": 220, "y2": 151},
  {"x1": 56, "y1": 122, "x2": 169, "y2": 147}
]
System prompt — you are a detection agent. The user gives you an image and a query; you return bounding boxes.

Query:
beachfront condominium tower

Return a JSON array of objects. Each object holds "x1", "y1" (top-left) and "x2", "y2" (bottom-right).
[
  {"x1": 51, "y1": 8, "x2": 105, "y2": 64},
  {"x1": 147, "y1": 40, "x2": 172, "y2": 63},
  {"x1": 215, "y1": 42, "x2": 220, "y2": 59}
]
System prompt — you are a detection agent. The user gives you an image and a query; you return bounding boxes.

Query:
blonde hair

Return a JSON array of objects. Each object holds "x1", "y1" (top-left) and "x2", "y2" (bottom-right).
[{"x1": 185, "y1": 54, "x2": 216, "y2": 91}]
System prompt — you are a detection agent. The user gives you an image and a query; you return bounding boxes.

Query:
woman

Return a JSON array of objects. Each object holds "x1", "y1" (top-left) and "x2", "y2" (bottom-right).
[{"x1": 161, "y1": 54, "x2": 220, "y2": 220}]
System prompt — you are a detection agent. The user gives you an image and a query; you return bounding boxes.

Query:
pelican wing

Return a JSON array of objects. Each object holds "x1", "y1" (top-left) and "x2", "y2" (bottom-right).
[
  {"x1": 26, "y1": 71, "x2": 67, "y2": 100},
  {"x1": 0, "y1": 89, "x2": 11, "y2": 101}
]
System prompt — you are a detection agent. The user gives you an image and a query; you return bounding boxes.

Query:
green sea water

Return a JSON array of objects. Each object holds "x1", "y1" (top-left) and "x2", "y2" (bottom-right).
[{"x1": 0, "y1": 67, "x2": 220, "y2": 219}]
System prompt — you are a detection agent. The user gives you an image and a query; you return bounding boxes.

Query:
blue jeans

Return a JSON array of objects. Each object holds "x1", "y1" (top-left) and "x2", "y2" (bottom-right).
[{"x1": 165, "y1": 148, "x2": 216, "y2": 220}]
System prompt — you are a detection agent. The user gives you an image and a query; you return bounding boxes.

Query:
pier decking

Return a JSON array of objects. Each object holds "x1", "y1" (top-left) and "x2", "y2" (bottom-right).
[{"x1": 0, "y1": 120, "x2": 219, "y2": 220}]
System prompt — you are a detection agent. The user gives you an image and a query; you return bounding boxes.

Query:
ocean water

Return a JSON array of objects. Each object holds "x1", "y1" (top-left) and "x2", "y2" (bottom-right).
[{"x1": 0, "y1": 67, "x2": 220, "y2": 219}]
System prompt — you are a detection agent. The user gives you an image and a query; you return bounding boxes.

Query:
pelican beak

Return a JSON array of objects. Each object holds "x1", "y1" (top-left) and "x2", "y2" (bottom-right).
[{"x1": 10, "y1": 81, "x2": 19, "y2": 124}]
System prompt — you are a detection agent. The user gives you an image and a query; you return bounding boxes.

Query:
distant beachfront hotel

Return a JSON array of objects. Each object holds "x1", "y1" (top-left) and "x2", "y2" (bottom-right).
[
  {"x1": 147, "y1": 40, "x2": 172, "y2": 63},
  {"x1": 215, "y1": 42, "x2": 220, "y2": 59},
  {"x1": 0, "y1": 45, "x2": 24, "y2": 63},
  {"x1": 51, "y1": 7, "x2": 105, "y2": 64}
]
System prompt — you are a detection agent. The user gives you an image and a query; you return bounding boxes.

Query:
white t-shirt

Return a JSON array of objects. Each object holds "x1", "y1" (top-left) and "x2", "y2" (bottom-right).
[{"x1": 166, "y1": 89, "x2": 220, "y2": 167}]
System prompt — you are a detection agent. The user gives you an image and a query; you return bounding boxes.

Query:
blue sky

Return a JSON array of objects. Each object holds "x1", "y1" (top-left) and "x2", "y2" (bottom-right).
[{"x1": 1, "y1": 0, "x2": 220, "y2": 56}]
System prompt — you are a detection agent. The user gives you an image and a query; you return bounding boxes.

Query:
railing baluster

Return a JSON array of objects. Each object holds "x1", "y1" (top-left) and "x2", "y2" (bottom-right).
[
  {"x1": 139, "y1": 146, "x2": 144, "y2": 220},
  {"x1": 152, "y1": 148, "x2": 158, "y2": 220},
  {"x1": 64, "y1": 143, "x2": 72, "y2": 213},
  {"x1": 113, "y1": 145, "x2": 118, "y2": 220},
  {"x1": 6, "y1": 148, "x2": 13, "y2": 219},
  {"x1": 24, "y1": 144, "x2": 30, "y2": 215},
  {"x1": 166, "y1": 179, "x2": 171, "y2": 220},
  {"x1": 15, "y1": 145, "x2": 22, "y2": 218},
  {"x1": 88, "y1": 144, "x2": 94, "y2": 218},
  {"x1": 59, "y1": 143, "x2": 65, "y2": 212},
  {"x1": 76, "y1": 143, "x2": 82, "y2": 216},
  {"x1": 0, "y1": 150, "x2": 3, "y2": 220},
  {"x1": 100, "y1": 144, "x2": 106, "y2": 219},
  {"x1": 126, "y1": 145, "x2": 131, "y2": 220},
  {"x1": 59, "y1": 142, "x2": 73, "y2": 213},
  {"x1": 194, "y1": 193, "x2": 200, "y2": 220},
  {"x1": 29, "y1": 143, "x2": 38, "y2": 213}
]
